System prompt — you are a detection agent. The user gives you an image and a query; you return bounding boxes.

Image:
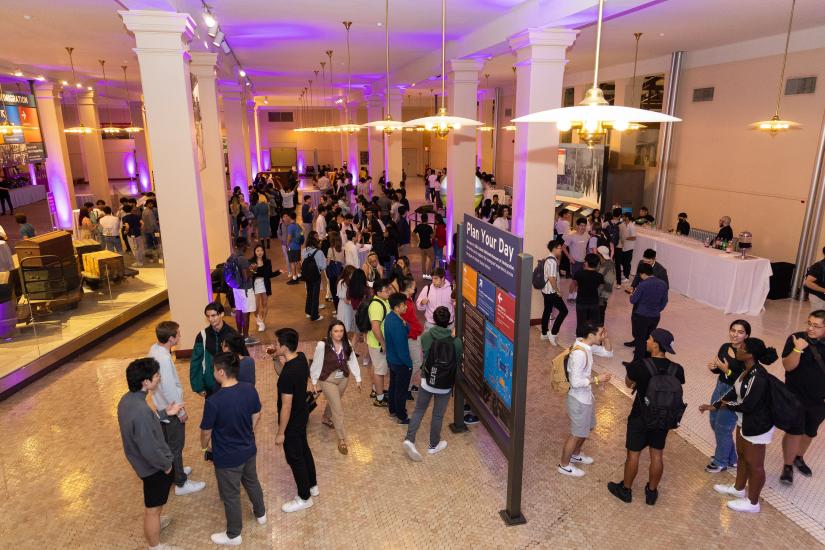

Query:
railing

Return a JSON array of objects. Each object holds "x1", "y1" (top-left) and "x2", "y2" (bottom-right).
[{"x1": 688, "y1": 227, "x2": 738, "y2": 247}]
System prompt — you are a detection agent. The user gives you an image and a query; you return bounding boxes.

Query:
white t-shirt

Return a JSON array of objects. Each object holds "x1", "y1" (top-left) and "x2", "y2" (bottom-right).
[
  {"x1": 567, "y1": 339, "x2": 613, "y2": 405},
  {"x1": 621, "y1": 221, "x2": 637, "y2": 251},
  {"x1": 280, "y1": 190, "x2": 295, "y2": 209},
  {"x1": 555, "y1": 219, "x2": 570, "y2": 237},
  {"x1": 427, "y1": 174, "x2": 437, "y2": 189},
  {"x1": 343, "y1": 241, "x2": 360, "y2": 267},
  {"x1": 315, "y1": 215, "x2": 327, "y2": 239},
  {"x1": 492, "y1": 217, "x2": 510, "y2": 232},
  {"x1": 563, "y1": 231, "x2": 589, "y2": 263},
  {"x1": 99, "y1": 215, "x2": 121, "y2": 237},
  {"x1": 542, "y1": 255, "x2": 559, "y2": 295}
]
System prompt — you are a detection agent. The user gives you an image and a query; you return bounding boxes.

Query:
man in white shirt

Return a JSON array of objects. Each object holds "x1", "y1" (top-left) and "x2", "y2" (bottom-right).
[
  {"x1": 563, "y1": 217, "x2": 590, "y2": 301},
  {"x1": 426, "y1": 170, "x2": 438, "y2": 203},
  {"x1": 314, "y1": 205, "x2": 328, "y2": 240},
  {"x1": 149, "y1": 321, "x2": 207, "y2": 496},
  {"x1": 541, "y1": 240, "x2": 568, "y2": 346},
  {"x1": 343, "y1": 230, "x2": 363, "y2": 268},
  {"x1": 555, "y1": 209, "x2": 571, "y2": 239},
  {"x1": 557, "y1": 322, "x2": 613, "y2": 477},
  {"x1": 99, "y1": 206, "x2": 123, "y2": 253},
  {"x1": 317, "y1": 174, "x2": 330, "y2": 191},
  {"x1": 619, "y1": 212, "x2": 637, "y2": 286}
]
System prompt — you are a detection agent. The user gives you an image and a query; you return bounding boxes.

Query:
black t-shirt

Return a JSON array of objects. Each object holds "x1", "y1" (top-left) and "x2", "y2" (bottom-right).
[
  {"x1": 277, "y1": 353, "x2": 310, "y2": 430},
  {"x1": 626, "y1": 357, "x2": 686, "y2": 417},
  {"x1": 782, "y1": 333, "x2": 825, "y2": 406},
  {"x1": 713, "y1": 343, "x2": 745, "y2": 385},
  {"x1": 805, "y1": 260, "x2": 825, "y2": 300},
  {"x1": 676, "y1": 219, "x2": 691, "y2": 236},
  {"x1": 574, "y1": 269, "x2": 604, "y2": 305},
  {"x1": 715, "y1": 225, "x2": 734, "y2": 242},
  {"x1": 415, "y1": 224, "x2": 433, "y2": 249},
  {"x1": 122, "y1": 213, "x2": 142, "y2": 237}
]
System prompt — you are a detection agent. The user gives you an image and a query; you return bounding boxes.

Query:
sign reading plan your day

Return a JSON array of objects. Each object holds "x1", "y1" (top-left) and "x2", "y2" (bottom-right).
[{"x1": 463, "y1": 214, "x2": 522, "y2": 295}]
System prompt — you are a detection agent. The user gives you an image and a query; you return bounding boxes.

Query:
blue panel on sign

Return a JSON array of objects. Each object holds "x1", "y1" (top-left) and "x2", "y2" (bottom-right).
[
  {"x1": 476, "y1": 274, "x2": 496, "y2": 322},
  {"x1": 483, "y1": 323, "x2": 514, "y2": 409}
]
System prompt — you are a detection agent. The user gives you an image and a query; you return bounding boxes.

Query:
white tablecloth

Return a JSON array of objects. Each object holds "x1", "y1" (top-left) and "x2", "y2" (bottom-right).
[
  {"x1": 632, "y1": 228, "x2": 772, "y2": 316},
  {"x1": 9, "y1": 186, "x2": 47, "y2": 208},
  {"x1": 299, "y1": 188, "x2": 322, "y2": 209}
]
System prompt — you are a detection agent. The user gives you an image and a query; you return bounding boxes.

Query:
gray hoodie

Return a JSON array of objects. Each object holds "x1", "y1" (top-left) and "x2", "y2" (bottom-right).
[{"x1": 117, "y1": 390, "x2": 173, "y2": 478}]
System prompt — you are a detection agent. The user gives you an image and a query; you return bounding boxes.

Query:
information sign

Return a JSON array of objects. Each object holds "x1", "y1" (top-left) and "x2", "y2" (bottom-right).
[{"x1": 476, "y1": 274, "x2": 496, "y2": 322}]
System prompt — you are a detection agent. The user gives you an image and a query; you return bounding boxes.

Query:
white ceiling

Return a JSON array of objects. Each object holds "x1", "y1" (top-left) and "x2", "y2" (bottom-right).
[{"x1": 0, "y1": 0, "x2": 822, "y2": 106}]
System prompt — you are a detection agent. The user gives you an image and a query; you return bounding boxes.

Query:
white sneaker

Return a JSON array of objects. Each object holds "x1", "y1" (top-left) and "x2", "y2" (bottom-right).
[
  {"x1": 557, "y1": 463, "x2": 585, "y2": 477},
  {"x1": 256, "y1": 513, "x2": 267, "y2": 525},
  {"x1": 362, "y1": 357, "x2": 369, "y2": 366},
  {"x1": 403, "y1": 440, "x2": 423, "y2": 462},
  {"x1": 714, "y1": 484, "x2": 746, "y2": 498},
  {"x1": 183, "y1": 466, "x2": 192, "y2": 476},
  {"x1": 428, "y1": 440, "x2": 448, "y2": 455},
  {"x1": 154, "y1": 545, "x2": 184, "y2": 550},
  {"x1": 306, "y1": 314, "x2": 311, "y2": 319},
  {"x1": 571, "y1": 454, "x2": 594, "y2": 465},
  {"x1": 539, "y1": 333, "x2": 549, "y2": 341},
  {"x1": 210, "y1": 532, "x2": 242, "y2": 546},
  {"x1": 175, "y1": 479, "x2": 206, "y2": 496},
  {"x1": 281, "y1": 496, "x2": 314, "y2": 513},
  {"x1": 548, "y1": 334, "x2": 558, "y2": 346},
  {"x1": 160, "y1": 515, "x2": 171, "y2": 530},
  {"x1": 727, "y1": 498, "x2": 760, "y2": 513},
  {"x1": 310, "y1": 485, "x2": 320, "y2": 497},
  {"x1": 257, "y1": 320, "x2": 266, "y2": 332},
  {"x1": 319, "y1": 304, "x2": 326, "y2": 310}
]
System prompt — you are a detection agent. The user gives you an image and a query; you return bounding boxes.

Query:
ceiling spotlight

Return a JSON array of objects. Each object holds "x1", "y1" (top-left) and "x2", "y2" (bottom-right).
[
  {"x1": 239, "y1": 69, "x2": 246, "y2": 77},
  {"x1": 36, "y1": 75, "x2": 46, "y2": 81},
  {"x1": 221, "y1": 41, "x2": 231, "y2": 54},
  {"x1": 212, "y1": 30, "x2": 224, "y2": 47},
  {"x1": 61, "y1": 80, "x2": 69, "y2": 86},
  {"x1": 75, "y1": 83, "x2": 83, "y2": 89},
  {"x1": 377, "y1": 22, "x2": 383, "y2": 26},
  {"x1": 203, "y1": 11, "x2": 216, "y2": 28},
  {"x1": 87, "y1": 86, "x2": 93, "y2": 91},
  {"x1": 13, "y1": 69, "x2": 23, "y2": 77},
  {"x1": 23, "y1": 14, "x2": 32, "y2": 20}
]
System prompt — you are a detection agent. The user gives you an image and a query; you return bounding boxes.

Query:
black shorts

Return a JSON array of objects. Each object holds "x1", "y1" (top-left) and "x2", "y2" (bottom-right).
[
  {"x1": 625, "y1": 415, "x2": 670, "y2": 452},
  {"x1": 789, "y1": 401, "x2": 825, "y2": 438},
  {"x1": 142, "y1": 469, "x2": 174, "y2": 508},
  {"x1": 287, "y1": 249, "x2": 301, "y2": 263}
]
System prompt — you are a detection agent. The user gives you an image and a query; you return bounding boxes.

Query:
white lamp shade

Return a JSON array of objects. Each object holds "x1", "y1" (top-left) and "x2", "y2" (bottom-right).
[
  {"x1": 404, "y1": 114, "x2": 483, "y2": 128},
  {"x1": 512, "y1": 105, "x2": 681, "y2": 124}
]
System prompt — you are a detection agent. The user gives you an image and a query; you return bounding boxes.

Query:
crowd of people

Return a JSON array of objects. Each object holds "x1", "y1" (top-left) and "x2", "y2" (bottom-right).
[{"x1": 114, "y1": 171, "x2": 825, "y2": 550}]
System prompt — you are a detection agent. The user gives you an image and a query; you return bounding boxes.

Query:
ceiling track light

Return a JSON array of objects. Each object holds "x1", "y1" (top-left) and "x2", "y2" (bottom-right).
[
  {"x1": 512, "y1": 0, "x2": 680, "y2": 147},
  {"x1": 212, "y1": 30, "x2": 224, "y2": 48}
]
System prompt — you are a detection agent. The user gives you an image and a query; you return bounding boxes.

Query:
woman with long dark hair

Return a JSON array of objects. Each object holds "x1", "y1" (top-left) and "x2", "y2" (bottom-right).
[
  {"x1": 336, "y1": 265, "x2": 357, "y2": 336},
  {"x1": 250, "y1": 244, "x2": 281, "y2": 332},
  {"x1": 310, "y1": 320, "x2": 362, "y2": 455},
  {"x1": 704, "y1": 319, "x2": 750, "y2": 473},
  {"x1": 700, "y1": 338, "x2": 778, "y2": 513}
]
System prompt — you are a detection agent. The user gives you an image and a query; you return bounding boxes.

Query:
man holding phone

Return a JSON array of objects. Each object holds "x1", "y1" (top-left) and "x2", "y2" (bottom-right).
[{"x1": 117, "y1": 357, "x2": 183, "y2": 550}]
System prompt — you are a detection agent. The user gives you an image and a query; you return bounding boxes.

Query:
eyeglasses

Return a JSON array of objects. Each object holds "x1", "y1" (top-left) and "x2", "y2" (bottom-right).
[{"x1": 807, "y1": 322, "x2": 825, "y2": 329}]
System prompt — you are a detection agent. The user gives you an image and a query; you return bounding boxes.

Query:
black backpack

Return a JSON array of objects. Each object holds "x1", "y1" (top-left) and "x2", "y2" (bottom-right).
[
  {"x1": 421, "y1": 336, "x2": 458, "y2": 390},
  {"x1": 355, "y1": 298, "x2": 386, "y2": 334},
  {"x1": 766, "y1": 373, "x2": 803, "y2": 432},
  {"x1": 641, "y1": 359, "x2": 686, "y2": 430},
  {"x1": 223, "y1": 256, "x2": 243, "y2": 289},
  {"x1": 532, "y1": 257, "x2": 548, "y2": 290},
  {"x1": 300, "y1": 249, "x2": 321, "y2": 282}
]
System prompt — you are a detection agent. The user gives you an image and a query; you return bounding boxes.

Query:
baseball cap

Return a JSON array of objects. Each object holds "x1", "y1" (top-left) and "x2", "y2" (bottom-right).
[
  {"x1": 596, "y1": 246, "x2": 611, "y2": 260},
  {"x1": 650, "y1": 328, "x2": 676, "y2": 354}
]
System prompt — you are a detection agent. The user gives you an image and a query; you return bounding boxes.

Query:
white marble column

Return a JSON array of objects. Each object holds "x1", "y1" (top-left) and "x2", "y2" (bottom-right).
[
  {"x1": 190, "y1": 52, "x2": 232, "y2": 267},
  {"x1": 384, "y1": 89, "x2": 403, "y2": 185},
  {"x1": 365, "y1": 95, "x2": 385, "y2": 181},
  {"x1": 76, "y1": 90, "x2": 111, "y2": 203},
  {"x1": 120, "y1": 9, "x2": 213, "y2": 346},
  {"x1": 33, "y1": 82, "x2": 75, "y2": 228},
  {"x1": 509, "y1": 28, "x2": 577, "y2": 317},
  {"x1": 246, "y1": 99, "x2": 259, "y2": 177},
  {"x1": 220, "y1": 83, "x2": 249, "y2": 201},
  {"x1": 128, "y1": 100, "x2": 153, "y2": 192},
  {"x1": 446, "y1": 58, "x2": 483, "y2": 257}
]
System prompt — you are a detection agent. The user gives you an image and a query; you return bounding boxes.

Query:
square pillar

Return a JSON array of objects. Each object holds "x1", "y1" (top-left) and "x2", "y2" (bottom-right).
[
  {"x1": 446, "y1": 58, "x2": 483, "y2": 257},
  {"x1": 120, "y1": 9, "x2": 213, "y2": 346},
  {"x1": 510, "y1": 28, "x2": 577, "y2": 317},
  {"x1": 33, "y1": 82, "x2": 75, "y2": 228},
  {"x1": 128, "y1": 100, "x2": 153, "y2": 191},
  {"x1": 384, "y1": 89, "x2": 403, "y2": 185},
  {"x1": 190, "y1": 52, "x2": 232, "y2": 267},
  {"x1": 220, "y1": 83, "x2": 249, "y2": 201},
  {"x1": 76, "y1": 90, "x2": 111, "y2": 203},
  {"x1": 365, "y1": 95, "x2": 384, "y2": 181}
]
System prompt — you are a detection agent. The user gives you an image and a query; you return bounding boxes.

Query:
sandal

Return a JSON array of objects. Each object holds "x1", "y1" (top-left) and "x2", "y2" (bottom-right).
[
  {"x1": 322, "y1": 418, "x2": 335, "y2": 429},
  {"x1": 338, "y1": 441, "x2": 348, "y2": 455}
]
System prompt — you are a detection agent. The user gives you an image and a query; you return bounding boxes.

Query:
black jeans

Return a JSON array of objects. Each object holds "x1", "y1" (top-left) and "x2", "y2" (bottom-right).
[
  {"x1": 620, "y1": 249, "x2": 634, "y2": 282},
  {"x1": 283, "y1": 426, "x2": 317, "y2": 500},
  {"x1": 614, "y1": 247, "x2": 624, "y2": 283},
  {"x1": 388, "y1": 363, "x2": 412, "y2": 421},
  {"x1": 305, "y1": 278, "x2": 321, "y2": 319},
  {"x1": 541, "y1": 292, "x2": 568, "y2": 336},
  {"x1": 631, "y1": 313, "x2": 660, "y2": 361},
  {"x1": 214, "y1": 455, "x2": 265, "y2": 539},
  {"x1": 576, "y1": 303, "x2": 601, "y2": 337},
  {"x1": 0, "y1": 191, "x2": 12, "y2": 214},
  {"x1": 160, "y1": 416, "x2": 187, "y2": 486}
]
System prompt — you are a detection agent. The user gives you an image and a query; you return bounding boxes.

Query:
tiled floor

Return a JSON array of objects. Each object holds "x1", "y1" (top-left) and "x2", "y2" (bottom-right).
[{"x1": 0, "y1": 177, "x2": 823, "y2": 548}]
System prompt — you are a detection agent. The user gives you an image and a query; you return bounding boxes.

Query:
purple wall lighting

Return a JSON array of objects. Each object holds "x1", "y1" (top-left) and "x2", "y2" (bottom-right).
[
  {"x1": 28, "y1": 163, "x2": 38, "y2": 186},
  {"x1": 297, "y1": 153, "x2": 305, "y2": 175},
  {"x1": 125, "y1": 152, "x2": 136, "y2": 178}
]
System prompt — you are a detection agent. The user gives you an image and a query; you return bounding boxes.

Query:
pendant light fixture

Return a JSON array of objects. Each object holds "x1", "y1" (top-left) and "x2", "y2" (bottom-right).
[
  {"x1": 750, "y1": 0, "x2": 800, "y2": 134},
  {"x1": 477, "y1": 74, "x2": 494, "y2": 132},
  {"x1": 326, "y1": 49, "x2": 341, "y2": 133},
  {"x1": 98, "y1": 60, "x2": 121, "y2": 134},
  {"x1": 320, "y1": 60, "x2": 329, "y2": 132},
  {"x1": 120, "y1": 64, "x2": 143, "y2": 134},
  {"x1": 403, "y1": 0, "x2": 483, "y2": 136},
  {"x1": 625, "y1": 32, "x2": 645, "y2": 131},
  {"x1": 63, "y1": 47, "x2": 95, "y2": 134},
  {"x1": 512, "y1": 0, "x2": 679, "y2": 146},
  {"x1": 338, "y1": 22, "x2": 361, "y2": 134},
  {"x1": 362, "y1": 0, "x2": 405, "y2": 134}
]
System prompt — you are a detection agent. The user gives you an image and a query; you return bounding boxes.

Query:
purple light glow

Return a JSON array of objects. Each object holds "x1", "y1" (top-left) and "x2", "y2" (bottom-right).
[
  {"x1": 125, "y1": 153, "x2": 136, "y2": 178},
  {"x1": 262, "y1": 150, "x2": 271, "y2": 170},
  {"x1": 297, "y1": 154, "x2": 305, "y2": 175},
  {"x1": 28, "y1": 164, "x2": 37, "y2": 186},
  {"x1": 139, "y1": 172, "x2": 151, "y2": 192}
]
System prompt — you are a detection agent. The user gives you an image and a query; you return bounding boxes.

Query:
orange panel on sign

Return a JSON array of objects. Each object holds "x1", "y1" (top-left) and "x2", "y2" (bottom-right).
[{"x1": 462, "y1": 264, "x2": 477, "y2": 306}]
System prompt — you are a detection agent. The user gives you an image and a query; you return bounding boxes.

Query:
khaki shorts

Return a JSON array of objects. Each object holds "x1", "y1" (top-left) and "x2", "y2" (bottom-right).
[
  {"x1": 368, "y1": 346, "x2": 388, "y2": 376},
  {"x1": 567, "y1": 394, "x2": 595, "y2": 438},
  {"x1": 408, "y1": 337, "x2": 423, "y2": 369}
]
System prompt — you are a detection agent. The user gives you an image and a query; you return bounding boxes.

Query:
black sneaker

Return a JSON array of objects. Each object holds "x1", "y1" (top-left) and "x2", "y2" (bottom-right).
[
  {"x1": 463, "y1": 403, "x2": 471, "y2": 413},
  {"x1": 397, "y1": 418, "x2": 410, "y2": 425},
  {"x1": 369, "y1": 389, "x2": 377, "y2": 399},
  {"x1": 780, "y1": 464, "x2": 794, "y2": 485},
  {"x1": 607, "y1": 481, "x2": 632, "y2": 503},
  {"x1": 286, "y1": 279, "x2": 300, "y2": 285},
  {"x1": 644, "y1": 483, "x2": 658, "y2": 506},
  {"x1": 623, "y1": 340, "x2": 635, "y2": 348},
  {"x1": 373, "y1": 398, "x2": 388, "y2": 408},
  {"x1": 794, "y1": 456, "x2": 813, "y2": 477},
  {"x1": 464, "y1": 414, "x2": 480, "y2": 425}
]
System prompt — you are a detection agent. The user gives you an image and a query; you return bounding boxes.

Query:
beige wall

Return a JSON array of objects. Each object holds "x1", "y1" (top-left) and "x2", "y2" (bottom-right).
[{"x1": 663, "y1": 48, "x2": 825, "y2": 262}]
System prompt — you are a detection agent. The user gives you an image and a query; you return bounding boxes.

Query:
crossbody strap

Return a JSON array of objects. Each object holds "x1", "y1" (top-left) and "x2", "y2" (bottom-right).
[{"x1": 806, "y1": 340, "x2": 825, "y2": 377}]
